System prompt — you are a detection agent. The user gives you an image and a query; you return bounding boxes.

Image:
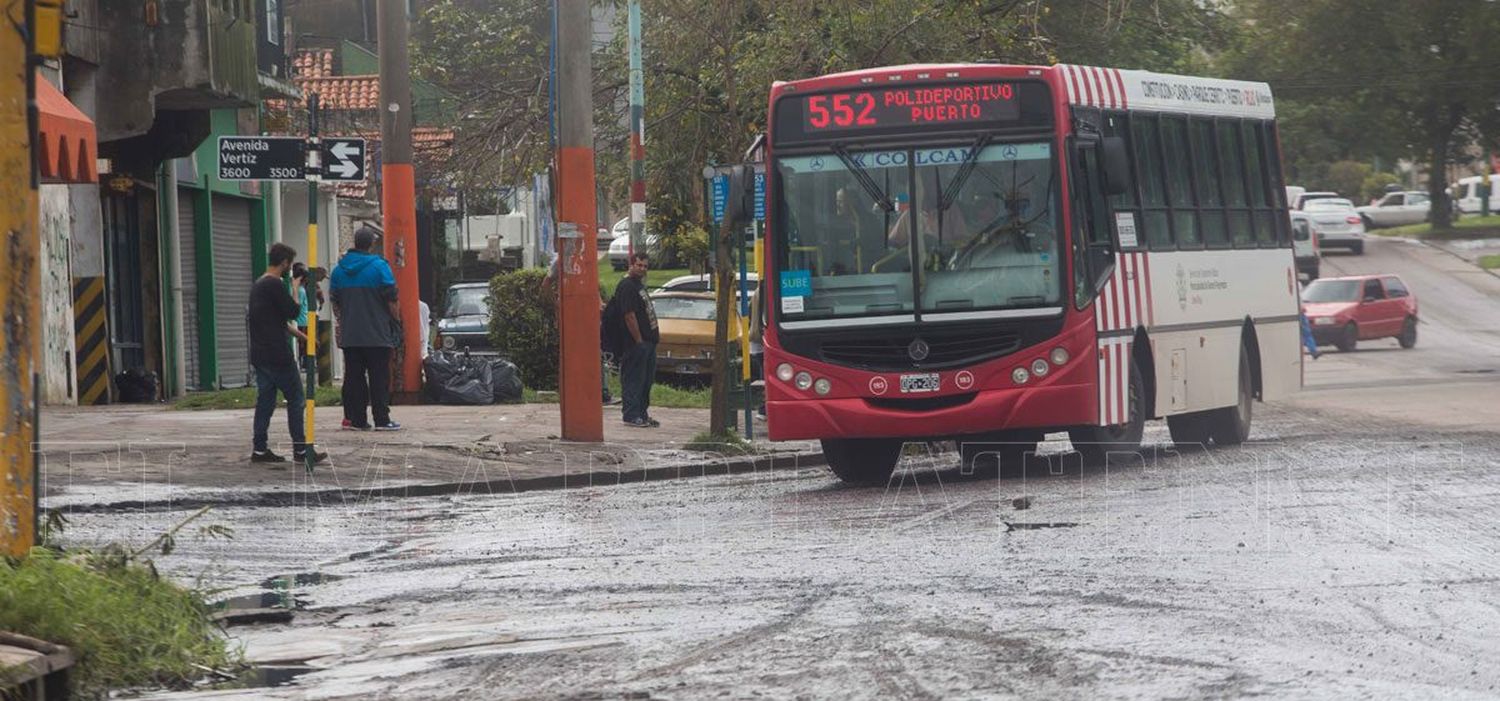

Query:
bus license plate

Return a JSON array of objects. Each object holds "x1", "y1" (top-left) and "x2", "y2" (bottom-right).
[{"x1": 900, "y1": 373, "x2": 940, "y2": 394}]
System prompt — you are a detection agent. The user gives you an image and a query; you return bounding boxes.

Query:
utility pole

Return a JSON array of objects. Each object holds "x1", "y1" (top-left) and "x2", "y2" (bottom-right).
[
  {"x1": 377, "y1": 0, "x2": 423, "y2": 400},
  {"x1": 1, "y1": 0, "x2": 40, "y2": 557},
  {"x1": 627, "y1": 0, "x2": 645, "y2": 255},
  {"x1": 557, "y1": 0, "x2": 603, "y2": 441}
]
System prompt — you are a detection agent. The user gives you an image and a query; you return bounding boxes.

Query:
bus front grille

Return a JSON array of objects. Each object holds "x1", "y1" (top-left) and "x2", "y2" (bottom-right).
[{"x1": 819, "y1": 330, "x2": 1022, "y2": 371}]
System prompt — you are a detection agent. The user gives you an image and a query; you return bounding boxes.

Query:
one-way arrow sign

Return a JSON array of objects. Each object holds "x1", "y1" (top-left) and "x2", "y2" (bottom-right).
[{"x1": 321, "y1": 139, "x2": 366, "y2": 182}]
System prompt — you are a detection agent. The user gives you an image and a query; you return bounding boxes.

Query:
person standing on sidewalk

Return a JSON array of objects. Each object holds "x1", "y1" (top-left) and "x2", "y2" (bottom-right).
[
  {"x1": 248, "y1": 243, "x2": 327, "y2": 464},
  {"x1": 330, "y1": 226, "x2": 403, "y2": 431},
  {"x1": 612, "y1": 252, "x2": 659, "y2": 427}
]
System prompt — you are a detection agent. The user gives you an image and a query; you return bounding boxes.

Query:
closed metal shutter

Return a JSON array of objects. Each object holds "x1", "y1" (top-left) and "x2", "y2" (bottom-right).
[
  {"x1": 212, "y1": 196, "x2": 253, "y2": 388},
  {"x1": 177, "y1": 192, "x2": 200, "y2": 389}
]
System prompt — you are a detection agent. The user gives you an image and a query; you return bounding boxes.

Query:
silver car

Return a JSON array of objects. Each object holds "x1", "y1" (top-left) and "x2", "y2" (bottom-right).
[
  {"x1": 1303, "y1": 198, "x2": 1366, "y2": 254},
  {"x1": 1355, "y1": 191, "x2": 1429, "y2": 228}
]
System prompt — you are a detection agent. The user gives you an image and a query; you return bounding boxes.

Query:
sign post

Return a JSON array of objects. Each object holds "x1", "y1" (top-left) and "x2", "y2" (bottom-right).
[
  {"x1": 216, "y1": 106, "x2": 365, "y2": 473},
  {"x1": 303, "y1": 94, "x2": 321, "y2": 473}
]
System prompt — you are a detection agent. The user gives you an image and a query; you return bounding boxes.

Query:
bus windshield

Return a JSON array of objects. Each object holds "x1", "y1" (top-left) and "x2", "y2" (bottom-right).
[{"x1": 773, "y1": 142, "x2": 1061, "y2": 322}]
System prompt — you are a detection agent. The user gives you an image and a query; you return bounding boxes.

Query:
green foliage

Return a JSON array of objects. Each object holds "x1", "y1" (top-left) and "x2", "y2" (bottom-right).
[
  {"x1": 488, "y1": 269, "x2": 560, "y2": 390},
  {"x1": 660, "y1": 223, "x2": 712, "y2": 273},
  {"x1": 1363, "y1": 172, "x2": 1402, "y2": 202},
  {"x1": 1479, "y1": 254, "x2": 1500, "y2": 270},
  {"x1": 0, "y1": 549, "x2": 239, "y2": 695},
  {"x1": 1324, "y1": 160, "x2": 1372, "y2": 201},
  {"x1": 171, "y1": 386, "x2": 341, "y2": 411},
  {"x1": 684, "y1": 429, "x2": 756, "y2": 455}
]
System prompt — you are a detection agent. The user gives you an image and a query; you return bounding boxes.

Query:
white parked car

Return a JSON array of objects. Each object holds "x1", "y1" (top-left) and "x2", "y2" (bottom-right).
[
  {"x1": 1289, "y1": 211, "x2": 1320, "y2": 280},
  {"x1": 608, "y1": 230, "x2": 659, "y2": 270},
  {"x1": 656, "y1": 272, "x2": 760, "y2": 293},
  {"x1": 1356, "y1": 191, "x2": 1429, "y2": 228},
  {"x1": 1303, "y1": 198, "x2": 1366, "y2": 254},
  {"x1": 1294, "y1": 190, "x2": 1343, "y2": 210}
]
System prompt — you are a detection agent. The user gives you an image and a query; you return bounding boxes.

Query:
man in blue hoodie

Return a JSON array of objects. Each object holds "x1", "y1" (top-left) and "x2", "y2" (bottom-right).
[{"x1": 330, "y1": 226, "x2": 403, "y2": 431}]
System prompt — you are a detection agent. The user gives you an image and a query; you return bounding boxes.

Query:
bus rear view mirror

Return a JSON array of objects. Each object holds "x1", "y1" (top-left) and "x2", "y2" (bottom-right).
[{"x1": 1101, "y1": 136, "x2": 1132, "y2": 197}]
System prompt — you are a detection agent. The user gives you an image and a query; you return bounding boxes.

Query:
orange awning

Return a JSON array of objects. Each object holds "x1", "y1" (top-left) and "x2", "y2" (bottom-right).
[{"x1": 35, "y1": 72, "x2": 97, "y2": 184}]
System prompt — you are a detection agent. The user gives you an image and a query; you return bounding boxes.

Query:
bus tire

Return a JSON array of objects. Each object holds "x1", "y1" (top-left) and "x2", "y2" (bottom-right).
[
  {"x1": 1068, "y1": 358, "x2": 1144, "y2": 463},
  {"x1": 821, "y1": 438, "x2": 902, "y2": 485},
  {"x1": 1206, "y1": 350, "x2": 1253, "y2": 446},
  {"x1": 1166, "y1": 413, "x2": 1212, "y2": 449}
]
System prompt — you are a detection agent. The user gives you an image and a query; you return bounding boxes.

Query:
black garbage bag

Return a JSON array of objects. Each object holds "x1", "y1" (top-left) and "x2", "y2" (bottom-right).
[
  {"x1": 114, "y1": 368, "x2": 159, "y2": 403},
  {"x1": 423, "y1": 351, "x2": 495, "y2": 405},
  {"x1": 488, "y1": 358, "x2": 524, "y2": 404}
]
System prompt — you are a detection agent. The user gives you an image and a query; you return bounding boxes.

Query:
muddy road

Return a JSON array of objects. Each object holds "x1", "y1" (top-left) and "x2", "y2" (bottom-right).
[{"x1": 57, "y1": 235, "x2": 1500, "y2": 699}]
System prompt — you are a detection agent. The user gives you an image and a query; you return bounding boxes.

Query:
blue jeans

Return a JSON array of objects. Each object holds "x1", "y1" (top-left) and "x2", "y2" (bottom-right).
[
  {"x1": 1299, "y1": 312, "x2": 1319, "y2": 357},
  {"x1": 620, "y1": 341, "x2": 657, "y2": 422},
  {"x1": 253, "y1": 364, "x2": 307, "y2": 453}
]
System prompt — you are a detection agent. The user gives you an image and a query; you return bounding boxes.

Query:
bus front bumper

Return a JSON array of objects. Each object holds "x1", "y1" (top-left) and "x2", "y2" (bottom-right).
[{"x1": 765, "y1": 381, "x2": 1095, "y2": 442}]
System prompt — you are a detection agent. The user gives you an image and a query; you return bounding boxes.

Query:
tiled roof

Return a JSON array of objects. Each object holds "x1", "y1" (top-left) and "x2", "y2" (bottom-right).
[
  {"x1": 300, "y1": 76, "x2": 382, "y2": 110},
  {"x1": 294, "y1": 49, "x2": 335, "y2": 79}
]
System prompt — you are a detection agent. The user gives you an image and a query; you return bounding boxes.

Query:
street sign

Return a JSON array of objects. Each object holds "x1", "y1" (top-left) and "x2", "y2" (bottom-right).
[
  {"x1": 708, "y1": 164, "x2": 766, "y2": 224},
  {"x1": 321, "y1": 138, "x2": 366, "y2": 182},
  {"x1": 217, "y1": 136, "x2": 305, "y2": 181}
]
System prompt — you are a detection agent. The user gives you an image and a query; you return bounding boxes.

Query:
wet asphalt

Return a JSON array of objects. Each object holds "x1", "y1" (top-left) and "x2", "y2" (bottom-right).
[{"x1": 55, "y1": 236, "x2": 1500, "y2": 700}]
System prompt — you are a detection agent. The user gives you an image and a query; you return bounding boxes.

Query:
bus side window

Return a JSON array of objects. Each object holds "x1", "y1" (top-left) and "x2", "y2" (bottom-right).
[{"x1": 1073, "y1": 142, "x2": 1116, "y2": 299}]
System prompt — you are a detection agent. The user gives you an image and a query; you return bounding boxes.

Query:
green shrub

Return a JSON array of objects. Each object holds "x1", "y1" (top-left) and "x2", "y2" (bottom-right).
[
  {"x1": 0, "y1": 549, "x2": 239, "y2": 695},
  {"x1": 660, "y1": 223, "x2": 712, "y2": 273},
  {"x1": 488, "y1": 269, "x2": 560, "y2": 390}
]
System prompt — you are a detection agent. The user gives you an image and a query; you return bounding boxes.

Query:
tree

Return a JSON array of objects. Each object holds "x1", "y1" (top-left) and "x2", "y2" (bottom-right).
[{"x1": 1219, "y1": 0, "x2": 1500, "y2": 227}]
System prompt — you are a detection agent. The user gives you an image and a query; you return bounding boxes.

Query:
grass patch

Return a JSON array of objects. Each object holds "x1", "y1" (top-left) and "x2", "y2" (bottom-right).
[
  {"x1": 0, "y1": 548, "x2": 239, "y2": 696},
  {"x1": 524, "y1": 372, "x2": 712, "y2": 409},
  {"x1": 172, "y1": 385, "x2": 341, "y2": 411},
  {"x1": 683, "y1": 429, "x2": 756, "y2": 455},
  {"x1": 1479, "y1": 254, "x2": 1500, "y2": 270},
  {"x1": 1373, "y1": 214, "x2": 1500, "y2": 239},
  {"x1": 596, "y1": 258, "x2": 692, "y2": 293}
]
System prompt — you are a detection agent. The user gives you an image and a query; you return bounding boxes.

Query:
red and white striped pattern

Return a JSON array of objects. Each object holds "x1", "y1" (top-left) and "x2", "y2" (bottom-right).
[
  {"x1": 1058, "y1": 64, "x2": 1129, "y2": 109},
  {"x1": 1096, "y1": 337, "x2": 1133, "y2": 427},
  {"x1": 1096, "y1": 251, "x2": 1153, "y2": 333},
  {"x1": 1094, "y1": 252, "x2": 1153, "y2": 426}
]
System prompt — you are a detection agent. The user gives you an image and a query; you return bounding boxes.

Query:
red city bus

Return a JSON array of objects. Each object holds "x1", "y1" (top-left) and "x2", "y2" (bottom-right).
[{"x1": 760, "y1": 63, "x2": 1302, "y2": 484}]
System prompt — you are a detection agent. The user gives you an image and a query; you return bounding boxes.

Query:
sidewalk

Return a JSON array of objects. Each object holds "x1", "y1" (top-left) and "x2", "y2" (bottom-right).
[
  {"x1": 1422, "y1": 236, "x2": 1500, "y2": 278},
  {"x1": 38, "y1": 403, "x2": 821, "y2": 511}
]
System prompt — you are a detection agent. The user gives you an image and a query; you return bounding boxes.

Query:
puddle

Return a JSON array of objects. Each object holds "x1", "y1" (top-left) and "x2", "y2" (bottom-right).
[
  {"x1": 1004, "y1": 522, "x2": 1080, "y2": 531},
  {"x1": 1456, "y1": 368, "x2": 1496, "y2": 375},
  {"x1": 214, "y1": 572, "x2": 345, "y2": 616},
  {"x1": 260, "y1": 572, "x2": 346, "y2": 589},
  {"x1": 240, "y1": 664, "x2": 316, "y2": 688}
]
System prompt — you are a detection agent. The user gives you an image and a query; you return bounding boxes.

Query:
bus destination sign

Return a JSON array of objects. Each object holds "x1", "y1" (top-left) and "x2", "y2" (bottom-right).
[{"x1": 801, "y1": 83, "x2": 1019, "y2": 132}]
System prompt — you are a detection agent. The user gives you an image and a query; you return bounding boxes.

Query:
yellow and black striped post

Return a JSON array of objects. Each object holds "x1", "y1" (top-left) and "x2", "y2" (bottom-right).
[
  {"x1": 73, "y1": 276, "x2": 110, "y2": 404},
  {"x1": 303, "y1": 93, "x2": 321, "y2": 473}
]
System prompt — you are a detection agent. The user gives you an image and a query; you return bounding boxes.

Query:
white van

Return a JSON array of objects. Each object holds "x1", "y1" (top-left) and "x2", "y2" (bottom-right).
[{"x1": 1454, "y1": 175, "x2": 1500, "y2": 215}]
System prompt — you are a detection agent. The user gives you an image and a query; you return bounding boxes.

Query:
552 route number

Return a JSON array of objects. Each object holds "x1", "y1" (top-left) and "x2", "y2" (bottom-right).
[{"x1": 807, "y1": 93, "x2": 877, "y2": 129}]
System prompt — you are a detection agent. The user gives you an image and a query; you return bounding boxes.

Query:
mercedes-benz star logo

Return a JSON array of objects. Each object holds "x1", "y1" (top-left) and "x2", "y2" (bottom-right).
[{"x1": 908, "y1": 338, "x2": 930, "y2": 362}]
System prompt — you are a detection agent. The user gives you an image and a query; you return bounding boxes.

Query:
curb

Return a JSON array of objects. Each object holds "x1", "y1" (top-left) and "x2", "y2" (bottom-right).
[{"x1": 50, "y1": 450, "x2": 827, "y2": 514}]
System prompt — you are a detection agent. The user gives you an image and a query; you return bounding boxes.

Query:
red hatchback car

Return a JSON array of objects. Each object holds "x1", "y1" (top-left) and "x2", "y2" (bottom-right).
[{"x1": 1302, "y1": 274, "x2": 1419, "y2": 351}]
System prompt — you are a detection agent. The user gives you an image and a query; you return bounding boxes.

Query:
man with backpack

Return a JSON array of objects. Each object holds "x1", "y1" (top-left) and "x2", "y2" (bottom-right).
[{"x1": 606, "y1": 252, "x2": 659, "y2": 427}]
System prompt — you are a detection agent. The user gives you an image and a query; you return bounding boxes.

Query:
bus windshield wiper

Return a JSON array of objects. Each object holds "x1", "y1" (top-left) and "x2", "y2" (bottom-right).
[
  {"x1": 938, "y1": 134, "x2": 992, "y2": 212},
  {"x1": 831, "y1": 143, "x2": 895, "y2": 213}
]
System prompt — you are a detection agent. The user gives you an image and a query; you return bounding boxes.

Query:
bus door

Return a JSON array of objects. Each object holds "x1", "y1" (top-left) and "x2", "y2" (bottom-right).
[{"x1": 1067, "y1": 107, "x2": 1132, "y2": 306}]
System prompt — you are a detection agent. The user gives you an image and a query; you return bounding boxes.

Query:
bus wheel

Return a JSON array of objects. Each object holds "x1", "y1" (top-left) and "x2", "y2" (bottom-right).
[
  {"x1": 1205, "y1": 350, "x2": 1253, "y2": 446},
  {"x1": 1068, "y1": 359, "x2": 1144, "y2": 464},
  {"x1": 1166, "y1": 413, "x2": 1212, "y2": 449},
  {"x1": 821, "y1": 438, "x2": 902, "y2": 485}
]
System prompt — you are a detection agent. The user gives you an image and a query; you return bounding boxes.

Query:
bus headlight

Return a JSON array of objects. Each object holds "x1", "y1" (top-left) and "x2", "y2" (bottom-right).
[
  {"x1": 1050, "y1": 347, "x2": 1070, "y2": 366},
  {"x1": 813, "y1": 378, "x2": 832, "y2": 395},
  {"x1": 442, "y1": 336, "x2": 456, "y2": 349},
  {"x1": 794, "y1": 372, "x2": 814, "y2": 390},
  {"x1": 1012, "y1": 367, "x2": 1030, "y2": 385},
  {"x1": 776, "y1": 363, "x2": 795, "y2": 382},
  {"x1": 1031, "y1": 359, "x2": 1050, "y2": 377}
]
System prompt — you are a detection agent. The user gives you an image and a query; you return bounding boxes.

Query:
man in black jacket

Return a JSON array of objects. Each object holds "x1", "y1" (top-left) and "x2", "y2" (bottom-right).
[
  {"x1": 613, "y1": 252, "x2": 660, "y2": 427},
  {"x1": 248, "y1": 243, "x2": 327, "y2": 464}
]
